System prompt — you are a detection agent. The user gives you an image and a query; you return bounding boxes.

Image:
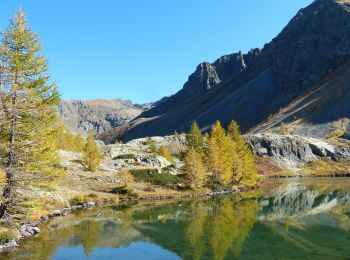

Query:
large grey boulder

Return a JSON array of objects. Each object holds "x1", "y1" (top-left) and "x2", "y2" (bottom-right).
[{"x1": 20, "y1": 225, "x2": 40, "y2": 238}]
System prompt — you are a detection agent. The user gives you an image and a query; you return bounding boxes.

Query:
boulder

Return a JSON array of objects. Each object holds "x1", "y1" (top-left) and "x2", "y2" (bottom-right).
[{"x1": 20, "y1": 224, "x2": 40, "y2": 238}]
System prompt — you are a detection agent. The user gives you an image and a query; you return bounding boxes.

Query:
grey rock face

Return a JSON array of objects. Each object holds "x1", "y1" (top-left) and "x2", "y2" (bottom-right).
[
  {"x1": 334, "y1": 147, "x2": 350, "y2": 161},
  {"x1": 139, "y1": 49, "x2": 261, "y2": 119},
  {"x1": 58, "y1": 99, "x2": 149, "y2": 136},
  {"x1": 246, "y1": 134, "x2": 339, "y2": 170}
]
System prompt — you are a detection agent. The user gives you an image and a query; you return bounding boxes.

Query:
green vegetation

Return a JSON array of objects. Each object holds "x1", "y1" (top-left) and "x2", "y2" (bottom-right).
[
  {"x1": 110, "y1": 185, "x2": 138, "y2": 197},
  {"x1": 0, "y1": 228, "x2": 18, "y2": 244},
  {"x1": 0, "y1": 10, "x2": 62, "y2": 218},
  {"x1": 146, "y1": 137, "x2": 158, "y2": 153},
  {"x1": 83, "y1": 135, "x2": 101, "y2": 172},
  {"x1": 113, "y1": 154, "x2": 137, "y2": 160},
  {"x1": 130, "y1": 169, "x2": 183, "y2": 186},
  {"x1": 186, "y1": 121, "x2": 205, "y2": 155}
]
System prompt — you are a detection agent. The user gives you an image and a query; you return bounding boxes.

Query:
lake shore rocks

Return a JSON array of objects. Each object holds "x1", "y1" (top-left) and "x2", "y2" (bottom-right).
[{"x1": 246, "y1": 133, "x2": 349, "y2": 170}]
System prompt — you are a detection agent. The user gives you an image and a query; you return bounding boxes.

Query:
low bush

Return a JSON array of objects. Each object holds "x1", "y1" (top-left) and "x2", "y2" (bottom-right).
[
  {"x1": 110, "y1": 185, "x2": 138, "y2": 198},
  {"x1": 130, "y1": 169, "x2": 184, "y2": 186},
  {"x1": 113, "y1": 154, "x2": 137, "y2": 160},
  {"x1": 69, "y1": 194, "x2": 85, "y2": 206},
  {"x1": 0, "y1": 229, "x2": 18, "y2": 244},
  {"x1": 86, "y1": 193, "x2": 98, "y2": 199}
]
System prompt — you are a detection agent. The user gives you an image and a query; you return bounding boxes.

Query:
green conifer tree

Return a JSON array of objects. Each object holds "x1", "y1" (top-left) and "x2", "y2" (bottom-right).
[
  {"x1": 0, "y1": 10, "x2": 61, "y2": 217},
  {"x1": 84, "y1": 135, "x2": 101, "y2": 172}
]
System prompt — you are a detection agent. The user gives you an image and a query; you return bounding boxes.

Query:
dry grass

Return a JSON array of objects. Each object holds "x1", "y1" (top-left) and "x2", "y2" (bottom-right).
[
  {"x1": 255, "y1": 157, "x2": 294, "y2": 176},
  {"x1": 300, "y1": 158, "x2": 350, "y2": 176}
]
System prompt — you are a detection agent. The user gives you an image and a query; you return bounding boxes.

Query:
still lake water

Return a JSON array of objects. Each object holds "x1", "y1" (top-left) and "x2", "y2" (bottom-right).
[{"x1": 2, "y1": 178, "x2": 350, "y2": 260}]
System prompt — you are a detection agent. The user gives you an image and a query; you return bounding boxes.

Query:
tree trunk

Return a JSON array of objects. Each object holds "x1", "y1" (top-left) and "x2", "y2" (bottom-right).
[{"x1": 0, "y1": 94, "x2": 17, "y2": 219}]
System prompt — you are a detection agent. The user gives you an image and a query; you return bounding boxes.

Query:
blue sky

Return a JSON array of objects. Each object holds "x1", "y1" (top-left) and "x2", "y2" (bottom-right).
[{"x1": 0, "y1": 0, "x2": 313, "y2": 104}]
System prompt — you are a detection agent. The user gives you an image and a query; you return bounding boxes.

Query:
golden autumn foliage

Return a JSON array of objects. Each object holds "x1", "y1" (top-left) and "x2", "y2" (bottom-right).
[
  {"x1": 184, "y1": 147, "x2": 207, "y2": 189},
  {"x1": 279, "y1": 122, "x2": 288, "y2": 135},
  {"x1": 184, "y1": 120, "x2": 258, "y2": 189},
  {"x1": 83, "y1": 135, "x2": 101, "y2": 172},
  {"x1": 0, "y1": 10, "x2": 62, "y2": 217},
  {"x1": 157, "y1": 145, "x2": 173, "y2": 164}
]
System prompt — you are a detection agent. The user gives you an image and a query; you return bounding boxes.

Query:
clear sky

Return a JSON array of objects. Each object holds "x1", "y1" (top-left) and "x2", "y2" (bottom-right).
[{"x1": 0, "y1": 0, "x2": 314, "y2": 104}]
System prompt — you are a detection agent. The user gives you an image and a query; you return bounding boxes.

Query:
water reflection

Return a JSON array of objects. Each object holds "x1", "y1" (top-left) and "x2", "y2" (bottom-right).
[{"x1": 3, "y1": 178, "x2": 350, "y2": 259}]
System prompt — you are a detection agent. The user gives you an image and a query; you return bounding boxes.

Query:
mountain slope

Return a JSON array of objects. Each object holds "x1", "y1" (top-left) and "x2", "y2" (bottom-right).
[
  {"x1": 58, "y1": 99, "x2": 150, "y2": 136},
  {"x1": 98, "y1": 0, "x2": 350, "y2": 143}
]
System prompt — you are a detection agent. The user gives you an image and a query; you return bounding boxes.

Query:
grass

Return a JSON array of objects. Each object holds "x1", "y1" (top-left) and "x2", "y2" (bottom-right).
[
  {"x1": 130, "y1": 169, "x2": 184, "y2": 186},
  {"x1": 69, "y1": 193, "x2": 100, "y2": 206},
  {"x1": 19, "y1": 197, "x2": 67, "y2": 221},
  {"x1": 0, "y1": 221, "x2": 20, "y2": 244},
  {"x1": 300, "y1": 158, "x2": 350, "y2": 176},
  {"x1": 0, "y1": 229, "x2": 18, "y2": 244}
]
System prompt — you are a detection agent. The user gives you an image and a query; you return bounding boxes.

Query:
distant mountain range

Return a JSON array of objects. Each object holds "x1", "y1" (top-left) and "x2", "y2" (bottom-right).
[
  {"x1": 60, "y1": 0, "x2": 350, "y2": 143},
  {"x1": 58, "y1": 99, "x2": 151, "y2": 136}
]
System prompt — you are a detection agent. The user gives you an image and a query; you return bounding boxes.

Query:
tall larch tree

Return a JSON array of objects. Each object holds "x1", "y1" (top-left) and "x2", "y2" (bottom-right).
[
  {"x1": 207, "y1": 121, "x2": 234, "y2": 185},
  {"x1": 0, "y1": 10, "x2": 61, "y2": 218},
  {"x1": 184, "y1": 147, "x2": 207, "y2": 189},
  {"x1": 228, "y1": 121, "x2": 257, "y2": 184},
  {"x1": 84, "y1": 135, "x2": 101, "y2": 172},
  {"x1": 186, "y1": 121, "x2": 205, "y2": 154}
]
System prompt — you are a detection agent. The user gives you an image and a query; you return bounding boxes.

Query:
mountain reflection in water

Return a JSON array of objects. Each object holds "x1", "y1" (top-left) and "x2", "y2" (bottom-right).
[{"x1": 3, "y1": 178, "x2": 350, "y2": 259}]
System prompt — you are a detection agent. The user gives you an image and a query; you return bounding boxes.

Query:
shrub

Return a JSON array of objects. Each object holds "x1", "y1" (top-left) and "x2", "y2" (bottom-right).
[
  {"x1": 129, "y1": 169, "x2": 183, "y2": 186},
  {"x1": 86, "y1": 193, "x2": 98, "y2": 199},
  {"x1": 113, "y1": 154, "x2": 137, "y2": 160},
  {"x1": 69, "y1": 194, "x2": 85, "y2": 206},
  {"x1": 157, "y1": 145, "x2": 173, "y2": 163},
  {"x1": 0, "y1": 230, "x2": 18, "y2": 244},
  {"x1": 110, "y1": 185, "x2": 138, "y2": 198}
]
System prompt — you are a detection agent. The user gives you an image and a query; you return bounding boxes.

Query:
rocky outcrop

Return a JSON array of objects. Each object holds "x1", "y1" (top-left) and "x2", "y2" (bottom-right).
[
  {"x1": 246, "y1": 133, "x2": 348, "y2": 170},
  {"x1": 100, "y1": 155, "x2": 170, "y2": 172},
  {"x1": 139, "y1": 49, "x2": 261, "y2": 119},
  {"x1": 58, "y1": 99, "x2": 150, "y2": 136},
  {"x1": 98, "y1": 0, "x2": 350, "y2": 143}
]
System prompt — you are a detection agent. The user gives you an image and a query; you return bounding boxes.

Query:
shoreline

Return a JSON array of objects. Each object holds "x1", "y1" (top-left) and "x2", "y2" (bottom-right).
[
  {"x1": 267, "y1": 173, "x2": 350, "y2": 178},
  {"x1": 0, "y1": 184, "x2": 259, "y2": 252}
]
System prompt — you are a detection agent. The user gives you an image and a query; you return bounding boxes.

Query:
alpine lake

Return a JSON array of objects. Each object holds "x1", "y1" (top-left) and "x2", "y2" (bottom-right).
[{"x1": 2, "y1": 177, "x2": 350, "y2": 260}]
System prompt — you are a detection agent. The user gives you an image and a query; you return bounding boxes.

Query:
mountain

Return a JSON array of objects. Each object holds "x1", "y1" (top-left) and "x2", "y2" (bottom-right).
[
  {"x1": 97, "y1": 0, "x2": 350, "y2": 143},
  {"x1": 58, "y1": 99, "x2": 151, "y2": 136}
]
